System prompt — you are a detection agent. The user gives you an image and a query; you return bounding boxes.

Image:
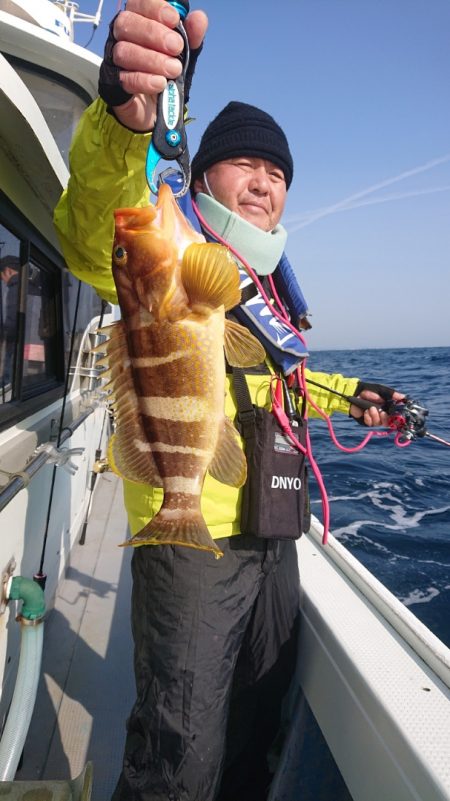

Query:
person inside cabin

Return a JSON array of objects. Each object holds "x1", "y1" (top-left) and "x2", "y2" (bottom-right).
[
  {"x1": 0, "y1": 255, "x2": 20, "y2": 391},
  {"x1": 54, "y1": 3, "x2": 405, "y2": 800}
]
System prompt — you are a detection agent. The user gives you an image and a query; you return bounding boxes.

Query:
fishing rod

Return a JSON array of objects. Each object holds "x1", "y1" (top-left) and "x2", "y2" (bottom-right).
[
  {"x1": 305, "y1": 377, "x2": 450, "y2": 447},
  {"x1": 146, "y1": 0, "x2": 191, "y2": 197}
]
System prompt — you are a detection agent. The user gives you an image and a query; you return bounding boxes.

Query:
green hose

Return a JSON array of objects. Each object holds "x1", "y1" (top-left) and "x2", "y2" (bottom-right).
[{"x1": 9, "y1": 577, "x2": 46, "y2": 620}]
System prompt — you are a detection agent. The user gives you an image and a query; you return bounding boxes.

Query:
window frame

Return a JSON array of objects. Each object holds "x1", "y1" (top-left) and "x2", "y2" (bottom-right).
[
  {"x1": 0, "y1": 190, "x2": 67, "y2": 431},
  {"x1": 4, "y1": 55, "x2": 93, "y2": 169}
]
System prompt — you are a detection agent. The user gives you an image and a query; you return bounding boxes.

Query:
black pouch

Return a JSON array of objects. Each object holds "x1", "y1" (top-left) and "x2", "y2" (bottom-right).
[{"x1": 233, "y1": 368, "x2": 311, "y2": 540}]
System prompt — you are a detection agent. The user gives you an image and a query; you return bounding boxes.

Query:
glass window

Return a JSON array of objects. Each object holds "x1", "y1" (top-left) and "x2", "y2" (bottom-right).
[
  {"x1": 0, "y1": 229, "x2": 21, "y2": 404},
  {"x1": 0, "y1": 218, "x2": 62, "y2": 409},
  {"x1": 22, "y1": 262, "x2": 59, "y2": 395},
  {"x1": 12, "y1": 62, "x2": 89, "y2": 167}
]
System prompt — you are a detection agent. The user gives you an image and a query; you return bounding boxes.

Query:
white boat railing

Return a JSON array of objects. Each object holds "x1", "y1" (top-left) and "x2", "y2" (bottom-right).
[
  {"x1": 307, "y1": 520, "x2": 450, "y2": 689},
  {"x1": 0, "y1": 404, "x2": 98, "y2": 512}
]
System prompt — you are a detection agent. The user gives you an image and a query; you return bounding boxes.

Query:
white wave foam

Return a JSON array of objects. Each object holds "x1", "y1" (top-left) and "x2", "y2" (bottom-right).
[
  {"x1": 399, "y1": 587, "x2": 440, "y2": 606},
  {"x1": 322, "y1": 491, "x2": 450, "y2": 531}
]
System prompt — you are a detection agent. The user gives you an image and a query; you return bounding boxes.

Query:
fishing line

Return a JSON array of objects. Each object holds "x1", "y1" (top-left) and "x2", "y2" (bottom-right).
[
  {"x1": 35, "y1": 280, "x2": 82, "y2": 587},
  {"x1": 79, "y1": 299, "x2": 110, "y2": 546}
]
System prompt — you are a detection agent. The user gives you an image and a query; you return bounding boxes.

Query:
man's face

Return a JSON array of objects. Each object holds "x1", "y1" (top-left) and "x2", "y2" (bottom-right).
[{"x1": 193, "y1": 157, "x2": 287, "y2": 232}]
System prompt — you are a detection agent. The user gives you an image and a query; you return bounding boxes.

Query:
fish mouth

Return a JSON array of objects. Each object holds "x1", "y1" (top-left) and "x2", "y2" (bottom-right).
[
  {"x1": 154, "y1": 182, "x2": 181, "y2": 238},
  {"x1": 114, "y1": 184, "x2": 203, "y2": 251},
  {"x1": 155, "y1": 183, "x2": 205, "y2": 250}
]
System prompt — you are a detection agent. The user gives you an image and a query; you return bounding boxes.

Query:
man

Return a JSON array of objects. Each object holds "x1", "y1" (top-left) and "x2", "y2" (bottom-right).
[{"x1": 54, "y1": 3, "x2": 404, "y2": 799}]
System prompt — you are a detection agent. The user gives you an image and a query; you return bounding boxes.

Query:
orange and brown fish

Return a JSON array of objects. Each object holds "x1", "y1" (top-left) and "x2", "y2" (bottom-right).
[{"x1": 95, "y1": 184, "x2": 265, "y2": 558}]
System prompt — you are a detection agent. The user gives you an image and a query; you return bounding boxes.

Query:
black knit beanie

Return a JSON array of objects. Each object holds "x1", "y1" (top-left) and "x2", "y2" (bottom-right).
[{"x1": 191, "y1": 101, "x2": 294, "y2": 189}]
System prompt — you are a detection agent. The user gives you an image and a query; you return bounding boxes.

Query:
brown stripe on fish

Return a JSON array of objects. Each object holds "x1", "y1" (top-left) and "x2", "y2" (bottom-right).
[
  {"x1": 147, "y1": 450, "x2": 208, "y2": 479},
  {"x1": 139, "y1": 416, "x2": 214, "y2": 450},
  {"x1": 128, "y1": 324, "x2": 219, "y2": 366},
  {"x1": 128, "y1": 334, "x2": 215, "y2": 397},
  {"x1": 128, "y1": 322, "x2": 190, "y2": 356},
  {"x1": 133, "y1": 361, "x2": 214, "y2": 399}
]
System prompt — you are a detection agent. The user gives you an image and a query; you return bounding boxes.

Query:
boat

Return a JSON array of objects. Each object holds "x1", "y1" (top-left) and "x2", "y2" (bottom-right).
[
  {"x1": 0, "y1": 0, "x2": 109, "y2": 794},
  {"x1": 0, "y1": 2, "x2": 449, "y2": 799}
]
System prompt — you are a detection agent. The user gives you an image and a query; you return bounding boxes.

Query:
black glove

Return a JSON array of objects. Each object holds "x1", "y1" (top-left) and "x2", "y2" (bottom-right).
[
  {"x1": 98, "y1": 15, "x2": 203, "y2": 110},
  {"x1": 352, "y1": 381, "x2": 396, "y2": 425},
  {"x1": 98, "y1": 14, "x2": 132, "y2": 109},
  {"x1": 354, "y1": 381, "x2": 396, "y2": 402}
]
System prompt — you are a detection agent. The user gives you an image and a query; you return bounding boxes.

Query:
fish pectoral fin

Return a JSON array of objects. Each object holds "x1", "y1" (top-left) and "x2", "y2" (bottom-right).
[
  {"x1": 108, "y1": 433, "x2": 163, "y2": 486},
  {"x1": 181, "y1": 243, "x2": 241, "y2": 311},
  {"x1": 208, "y1": 416, "x2": 247, "y2": 488},
  {"x1": 224, "y1": 319, "x2": 266, "y2": 367}
]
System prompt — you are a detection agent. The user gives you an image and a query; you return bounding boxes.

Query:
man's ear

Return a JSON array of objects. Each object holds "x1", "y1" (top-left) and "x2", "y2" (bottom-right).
[{"x1": 193, "y1": 177, "x2": 205, "y2": 194}]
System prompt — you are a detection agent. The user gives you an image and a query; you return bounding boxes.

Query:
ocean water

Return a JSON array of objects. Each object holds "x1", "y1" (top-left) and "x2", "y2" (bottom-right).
[{"x1": 306, "y1": 346, "x2": 450, "y2": 648}]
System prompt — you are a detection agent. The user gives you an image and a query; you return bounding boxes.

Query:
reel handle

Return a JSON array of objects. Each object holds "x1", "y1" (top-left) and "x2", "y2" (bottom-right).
[{"x1": 345, "y1": 395, "x2": 384, "y2": 412}]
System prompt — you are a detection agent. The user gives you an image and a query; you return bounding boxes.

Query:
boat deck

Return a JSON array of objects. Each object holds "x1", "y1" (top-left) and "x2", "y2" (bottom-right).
[
  {"x1": 11, "y1": 472, "x2": 343, "y2": 801},
  {"x1": 16, "y1": 472, "x2": 134, "y2": 800},
  {"x1": 11, "y1": 469, "x2": 450, "y2": 801}
]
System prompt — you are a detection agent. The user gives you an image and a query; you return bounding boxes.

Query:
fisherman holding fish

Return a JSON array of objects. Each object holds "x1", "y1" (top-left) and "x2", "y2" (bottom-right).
[{"x1": 54, "y1": 2, "x2": 406, "y2": 799}]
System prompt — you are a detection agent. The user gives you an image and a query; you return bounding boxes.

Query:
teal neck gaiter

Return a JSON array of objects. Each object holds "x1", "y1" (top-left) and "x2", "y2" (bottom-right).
[{"x1": 195, "y1": 193, "x2": 287, "y2": 275}]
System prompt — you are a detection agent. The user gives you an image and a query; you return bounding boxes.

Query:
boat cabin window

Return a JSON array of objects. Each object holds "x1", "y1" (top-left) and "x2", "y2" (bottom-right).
[
  {"x1": 0, "y1": 190, "x2": 109, "y2": 430},
  {"x1": 7, "y1": 58, "x2": 90, "y2": 167},
  {"x1": 0, "y1": 234, "x2": 20, "y2": 400},
  {"x1": 0, "y1": 220, "x2": 62, "y2": 410},
  {"x1": 22, "y1": 261, "x2": 59, "y2": 396}
]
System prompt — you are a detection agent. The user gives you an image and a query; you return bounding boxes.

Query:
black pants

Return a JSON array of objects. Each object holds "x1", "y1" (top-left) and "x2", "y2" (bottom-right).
[{"x1": 111, "y1": 535, "x2": 300, "y2": 801}]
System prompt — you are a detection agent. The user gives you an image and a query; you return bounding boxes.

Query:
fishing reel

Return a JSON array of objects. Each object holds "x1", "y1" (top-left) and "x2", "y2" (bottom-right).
[{"x1": 386, "y1": 398, "x2": 429, "y2": 442}]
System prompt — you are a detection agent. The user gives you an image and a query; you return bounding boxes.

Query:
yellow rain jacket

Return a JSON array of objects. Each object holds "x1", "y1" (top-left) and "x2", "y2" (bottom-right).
[{"x1": 54, "y1": 98, "x2": 359, "y2": 539}]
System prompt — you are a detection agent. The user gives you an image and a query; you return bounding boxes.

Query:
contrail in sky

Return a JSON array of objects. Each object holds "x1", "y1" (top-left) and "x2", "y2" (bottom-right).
[{"x1": 285, "y1": 153, "x2": 450, "y2": 232}]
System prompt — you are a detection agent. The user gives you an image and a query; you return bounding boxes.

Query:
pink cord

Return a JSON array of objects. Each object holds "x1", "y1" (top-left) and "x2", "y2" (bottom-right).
[
  {"x1": 193, "y1": 198, "x2": 334, "y2": 541},
  {"x1": 191, "y1": 198, "x2": 406, "y2": 544}
]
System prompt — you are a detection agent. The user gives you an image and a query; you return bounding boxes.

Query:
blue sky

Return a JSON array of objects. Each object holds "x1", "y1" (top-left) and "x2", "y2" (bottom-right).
[{"x1": 76, "y1": 0, "x2": 450, "y2": 350}]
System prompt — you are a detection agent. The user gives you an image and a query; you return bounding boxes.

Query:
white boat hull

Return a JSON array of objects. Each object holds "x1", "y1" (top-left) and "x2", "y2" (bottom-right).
[{"x1": 270, "y1": 521, "x2": 450, "y2": 801}]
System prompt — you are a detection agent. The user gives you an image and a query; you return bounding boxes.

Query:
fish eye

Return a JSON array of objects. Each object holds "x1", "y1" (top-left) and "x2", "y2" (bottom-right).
[{"x1": 113, "y1": 245, "x2": 127, "y2": 266}]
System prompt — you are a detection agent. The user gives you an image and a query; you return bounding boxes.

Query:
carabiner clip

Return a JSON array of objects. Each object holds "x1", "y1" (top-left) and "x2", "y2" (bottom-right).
[{"x1": 146, "y1": 1, "x2": 191, "y2": 197}]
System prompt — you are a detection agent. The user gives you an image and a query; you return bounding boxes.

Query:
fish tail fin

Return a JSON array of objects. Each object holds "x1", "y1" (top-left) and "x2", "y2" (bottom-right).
[{"x1": 120, "y1": 511, "x2": 224, "y2": 559}]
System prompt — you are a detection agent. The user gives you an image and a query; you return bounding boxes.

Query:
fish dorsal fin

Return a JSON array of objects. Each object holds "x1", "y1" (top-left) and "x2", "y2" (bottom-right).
[
  {"x1": 95, "y1": 321, "x2": 162, "y2": 487},
  {"x1": 181, "y1": 243, "x2": 241, "y2": 311},
  {"x1": 208, "y1": 416, "x2": 247, "y2": 488},
  {"x1": 224, "y1": 319, "x2": 266, "y2": 367}
]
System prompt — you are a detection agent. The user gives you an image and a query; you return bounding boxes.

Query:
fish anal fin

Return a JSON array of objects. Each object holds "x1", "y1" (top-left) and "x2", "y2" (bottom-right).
[
  {"x1": 224, "y1": 319, "x2": 266, "y2": 367},
  {"x1": 208, "y1": 416, "x2": 247, "y2": 488},
  {"x1": 182, "y1": 243, "x2": 241, "y2": 311},
  {"x1": 108, "y1": 433, "x2": 163, "y2": 487}
]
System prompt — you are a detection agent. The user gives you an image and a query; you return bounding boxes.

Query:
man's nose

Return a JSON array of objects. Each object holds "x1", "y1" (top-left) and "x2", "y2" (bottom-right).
[{"x1": 249, "y1": 167, "x2": 270, "y2": 193}]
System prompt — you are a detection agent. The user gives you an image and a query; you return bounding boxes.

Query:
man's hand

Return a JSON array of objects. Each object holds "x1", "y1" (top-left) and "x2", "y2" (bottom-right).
[
  {"x1": 350, "y1": 381, "x2": 406, "y2": 427},
  {"x1": 99, "y1": 0, "x2": 208, "y2": 132}
]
